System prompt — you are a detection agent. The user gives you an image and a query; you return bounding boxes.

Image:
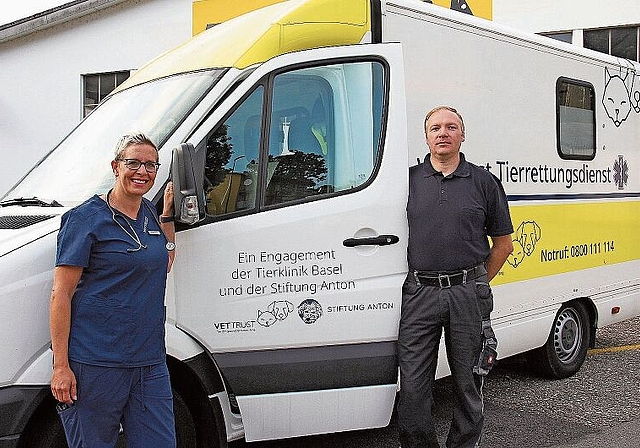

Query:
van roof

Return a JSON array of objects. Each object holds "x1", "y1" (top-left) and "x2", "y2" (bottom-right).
[{"x1": 118, "y1": 0, "x2": 371, "y2": 90}]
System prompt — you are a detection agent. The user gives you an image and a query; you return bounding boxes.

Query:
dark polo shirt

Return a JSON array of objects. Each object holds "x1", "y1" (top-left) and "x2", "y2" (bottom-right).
[{"x1": 407, "y1": 153, "x2": 513, "y2": 272}]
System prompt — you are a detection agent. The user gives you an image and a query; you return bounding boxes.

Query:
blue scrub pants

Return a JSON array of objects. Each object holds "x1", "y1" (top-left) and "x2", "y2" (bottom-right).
[
  {"x1": 397, "y1": 272, "x2": 493, "y2": 448},
  {"x1": 58, "y1": 361, "x2": 176, "y2": 448}
]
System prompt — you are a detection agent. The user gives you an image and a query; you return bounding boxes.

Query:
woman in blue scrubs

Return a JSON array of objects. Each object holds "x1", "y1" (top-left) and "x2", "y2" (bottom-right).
[{"x1": 50, "y1": 133, "x2": 177, "y2": 447}]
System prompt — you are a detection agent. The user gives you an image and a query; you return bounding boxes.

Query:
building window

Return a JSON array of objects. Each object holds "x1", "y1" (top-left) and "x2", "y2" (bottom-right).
[
  {"x1": 584, "y1": 26, "x2": 639, "y2": 62},
  {"x1": 83, "y1": 71, "x2": 130, "y2": 117},
  {"x1": 611, "y1": 27, "x2": 638, "y2": 60},
  {"x1": 543, "y1": 32, "x2": 572, "y2": 44},
  {"x1": 556, "y1": 78, "x2": 596, "y2": 160}
]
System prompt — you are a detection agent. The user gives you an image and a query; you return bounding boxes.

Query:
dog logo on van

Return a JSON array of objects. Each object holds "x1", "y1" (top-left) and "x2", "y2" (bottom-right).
[
  {"x1": 507, "y1": 221, "x2": 541, "y2": 268},
  {"x1": 256, "y1": 300, "x2": 294, "y2": 327}
]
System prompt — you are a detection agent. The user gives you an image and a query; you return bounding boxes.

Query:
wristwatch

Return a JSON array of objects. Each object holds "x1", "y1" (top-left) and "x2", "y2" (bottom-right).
[
  {"x1": 166, "y1": 241, "x2": 176, "y2": 251},
  {"x1": 160, "y1": 215, "x2": 174, "y2": 223}
]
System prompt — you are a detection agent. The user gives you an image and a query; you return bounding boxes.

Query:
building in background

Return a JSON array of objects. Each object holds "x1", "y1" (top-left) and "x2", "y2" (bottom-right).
[
  {"x1": 0, "y1": 0, "x2": 192, "y2": 195},
  {"x1": 493, "y1": 0, "x2": 640, "y2": 62}
]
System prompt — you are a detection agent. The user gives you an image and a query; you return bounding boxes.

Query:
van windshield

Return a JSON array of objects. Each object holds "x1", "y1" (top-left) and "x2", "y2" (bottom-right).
[{"x1": 5, "y1": 69, "x2": 224, "y2": 205}]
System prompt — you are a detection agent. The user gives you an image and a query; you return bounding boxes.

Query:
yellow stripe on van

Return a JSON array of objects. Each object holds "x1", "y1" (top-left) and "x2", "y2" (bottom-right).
[
  {"x1": 494, "y1": 200, "x2": 640, "y2": 285},
  {"x1": 118, "y1": 0, "x2": 370, "y2": 90}
]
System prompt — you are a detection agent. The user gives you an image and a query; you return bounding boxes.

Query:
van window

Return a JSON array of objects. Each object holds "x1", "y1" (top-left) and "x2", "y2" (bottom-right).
[
  {"x1": 556, "y1": 78, "x2": 596, "y2": 160},
  {"x1": 201, "y1": 60, "x2": 385, "y2": 218},
  {"x1": 265, "y1": 61, "x2": 384, "y2": 206},
  {"x1": 204, "y1": 86, "x2": 264, "y2": 216}
]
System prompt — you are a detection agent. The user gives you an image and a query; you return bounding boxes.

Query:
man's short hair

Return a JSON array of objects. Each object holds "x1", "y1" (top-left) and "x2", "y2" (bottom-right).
[{"x1": 424, "y1": 106, "x2": 465, "y2": 133}]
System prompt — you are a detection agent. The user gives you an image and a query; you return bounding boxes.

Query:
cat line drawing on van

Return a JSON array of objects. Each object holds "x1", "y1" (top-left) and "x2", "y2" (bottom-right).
[{"x1": 602, "y1": 63, "x2": 639, "y2": 127}]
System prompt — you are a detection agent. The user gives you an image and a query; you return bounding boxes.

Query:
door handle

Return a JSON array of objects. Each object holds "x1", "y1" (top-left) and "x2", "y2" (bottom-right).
[{"x1": 343, "y1": 235, "x2": 400, "y2": 247}]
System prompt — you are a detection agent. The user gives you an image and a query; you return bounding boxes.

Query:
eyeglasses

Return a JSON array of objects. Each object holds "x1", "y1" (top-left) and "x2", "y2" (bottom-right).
[{"x1": 117, "y1": 158, "x2": 161, "y2": 173}]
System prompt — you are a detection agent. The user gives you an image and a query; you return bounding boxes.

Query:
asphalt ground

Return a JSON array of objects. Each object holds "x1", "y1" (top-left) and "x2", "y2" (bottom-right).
[{"x1": 234, "y1": 315, "x2": 640, "y2": 447}]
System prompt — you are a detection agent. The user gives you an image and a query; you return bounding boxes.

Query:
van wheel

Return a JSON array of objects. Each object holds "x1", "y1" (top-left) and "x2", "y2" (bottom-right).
[
  {"x1": 20, "y1": 389, "x2": 195, "y2": 448},
  {"x1": 526, "y1": 301, "x2": 590, "y2": 379}
]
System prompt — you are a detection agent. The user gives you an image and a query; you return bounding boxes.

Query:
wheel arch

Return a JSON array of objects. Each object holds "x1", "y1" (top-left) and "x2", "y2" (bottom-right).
[
  {"x1": 568, "y1": 296, "x2": 598, "y2": 349},
  {"x1": 167, "y1": 353, "x2": 228, "y2": 447},
  {"x1": 15, "y1": 387, "x2": 63, "y2": 448},
  {"x1": 165, "y1": 324, "x2": 231, "y2": 447}
]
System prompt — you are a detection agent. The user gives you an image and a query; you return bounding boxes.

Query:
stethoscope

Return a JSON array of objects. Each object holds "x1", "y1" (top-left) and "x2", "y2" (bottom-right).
[{"x1": 105, "y1": 190, "x2": 156, "y2": 252}]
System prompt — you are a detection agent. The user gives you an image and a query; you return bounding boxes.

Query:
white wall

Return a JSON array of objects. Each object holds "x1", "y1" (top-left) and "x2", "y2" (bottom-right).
[
  {"x1": 493, "y1": 0, "x2": 640, "y2": 33},
  {"x1": 0, "y1": 0, "x2": 192, "y2": 196}
]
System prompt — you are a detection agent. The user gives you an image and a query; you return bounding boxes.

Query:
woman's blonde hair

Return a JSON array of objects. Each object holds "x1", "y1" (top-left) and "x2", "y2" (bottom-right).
[{"x1": 113, "y1": 133, "x2": 158, "y2": 160}]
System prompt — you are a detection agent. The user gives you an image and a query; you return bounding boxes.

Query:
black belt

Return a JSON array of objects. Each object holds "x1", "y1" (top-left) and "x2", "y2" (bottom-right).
[{"x1": 412, "y1": 264, "x2": 487, "y2": 288}]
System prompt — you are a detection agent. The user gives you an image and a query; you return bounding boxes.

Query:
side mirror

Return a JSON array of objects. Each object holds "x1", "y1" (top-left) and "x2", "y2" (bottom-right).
[{"x1": 171, "y1": 143, "x2": 206, "y2": 225}]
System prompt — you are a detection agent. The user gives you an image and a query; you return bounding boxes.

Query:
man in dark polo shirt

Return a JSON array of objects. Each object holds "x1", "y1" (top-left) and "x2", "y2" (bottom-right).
[{"x1": 398, "y1": 106, "x2": 514, "y2": 448}]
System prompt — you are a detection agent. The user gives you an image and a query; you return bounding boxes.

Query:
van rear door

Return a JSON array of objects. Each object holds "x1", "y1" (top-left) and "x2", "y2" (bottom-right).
[{"x1": 173, "y1": 43, "x2": 408, "y2": 440}]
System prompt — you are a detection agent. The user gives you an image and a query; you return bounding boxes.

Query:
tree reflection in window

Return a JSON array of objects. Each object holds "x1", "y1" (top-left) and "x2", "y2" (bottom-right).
[
  {"x1": 265, "y1": 151, "x2": 328, "y2": 205},
  {"x1": 200, "y1": 61, "x2": 385, "y2": 215},
  {"x1": 204, "y1": 87, "x2": 263, "y2": 216}
]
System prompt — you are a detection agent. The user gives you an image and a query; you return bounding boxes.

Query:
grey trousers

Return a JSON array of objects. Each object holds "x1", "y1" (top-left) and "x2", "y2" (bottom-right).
[{"x1": 397, "y1": 272, "x2": 494, "y2": 448}]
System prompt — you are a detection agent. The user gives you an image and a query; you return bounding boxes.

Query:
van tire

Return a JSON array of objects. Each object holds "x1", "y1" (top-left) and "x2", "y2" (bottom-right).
[
  {"x1": 525, "y1": 301, "x2": 590, "y2": 379},
  {"x1": 174, "y1": 387, "x2": 197, "y2": 447},
  {"x1": 19, "y1": 388, "x2": 195, "y2": 448}
]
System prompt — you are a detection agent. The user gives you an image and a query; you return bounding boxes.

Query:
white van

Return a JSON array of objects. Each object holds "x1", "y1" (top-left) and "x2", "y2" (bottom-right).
[{"x1": 1, "y1": 0, "x2": 638, "y2": 446}]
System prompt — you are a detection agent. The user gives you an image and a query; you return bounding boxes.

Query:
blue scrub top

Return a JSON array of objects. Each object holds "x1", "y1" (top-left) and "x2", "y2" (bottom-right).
[{"x1": 56, "y1": 195, "x2": 169, "y2": 367}]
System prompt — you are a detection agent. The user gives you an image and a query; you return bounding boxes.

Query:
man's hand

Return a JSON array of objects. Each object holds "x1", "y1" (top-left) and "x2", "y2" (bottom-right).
[{"x1": 486, "y1": 234, "x2": 514, "y2": 281}]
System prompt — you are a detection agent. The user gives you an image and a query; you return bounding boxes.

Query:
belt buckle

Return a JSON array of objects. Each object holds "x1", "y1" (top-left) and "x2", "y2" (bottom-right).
[
  {"x1": 413, "y1": 270, "x2": 422, "y2": 286},
  {"x1": 438, "y1": 274, "x2": 451, "y2": 289}
]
